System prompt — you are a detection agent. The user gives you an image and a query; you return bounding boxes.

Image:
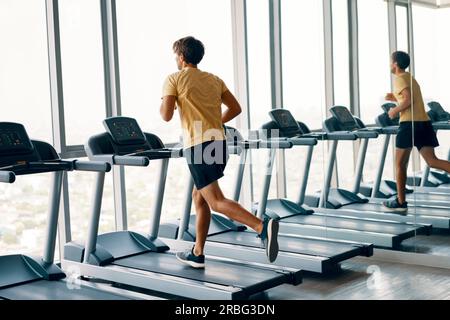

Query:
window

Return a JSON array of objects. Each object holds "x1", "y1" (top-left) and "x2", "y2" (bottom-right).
[
  {"x1": 413, "y1": 6, "x2": 450, "y2": 162},
  {"x1": 332, "y1": 0, "x2": 350, "y2": 107},
  {"x1": 59, "y1": 0, "x2": 106, "y2": 146},
  {"x1": 115, "y1": 0, "x2": 235, "y2": 228},
  {"x1": 396, "y1": 5, "x2": 409, "y2": 53},
  {"x1": 67, "y1": 168, "x2": 116, "y2": 242},
  {"x1": 0, "y1": 0, "x2": 54, "y2": 257},
  {"x1": 358, "y1": 0, "x2": 392, "y2": 184},
  {"x1": 116, "y1": 0, "x2": 234, "y2": 144},
  {"x1": 358, "y1": 0, "x2": 390, "y2": 124},
  {"x1": 0, "y1": 174, "x2": 52, "y2": 256},
  {"x1": 247, "y1": 0, "x2": 272, "y2": 130},
  {"x1": 280, "y1": 0, "x2": 327, "y2": 199},
  {"x1": 281, "y1": 0, "x2": 325, "y2": 129},
  {"x1": 332, "y1": 0, "x2": 355, "y2": 189},
  {"x1": 246, "y1": 0, "x2": 278, "y2": 201},
  {"x1": 0, "y1": 0, "x2": 52, "y2": 142}
]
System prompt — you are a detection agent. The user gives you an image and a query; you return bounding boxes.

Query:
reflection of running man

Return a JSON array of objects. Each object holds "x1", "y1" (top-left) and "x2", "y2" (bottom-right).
[
  {"x1": 160, "y1": 36, "x2": 279, "y2": 268},
  {"x1": 383, "y1": 51, "x2": 450, "y2": 213}
]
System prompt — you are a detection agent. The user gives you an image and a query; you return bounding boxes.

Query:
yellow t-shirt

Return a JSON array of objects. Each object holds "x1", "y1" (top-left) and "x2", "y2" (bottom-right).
[
  {"x1": 393, "y1": 72, "x2": 429, "y2": 122},
  {"x1": 162, "y1": 67, "x2": 227, "y2": 148}
]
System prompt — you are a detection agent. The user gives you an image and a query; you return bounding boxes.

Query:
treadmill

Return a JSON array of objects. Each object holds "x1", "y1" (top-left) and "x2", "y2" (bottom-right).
[
  {"x1": 160, "y1": 125, "x2": 373, "y2": 274},
  {"x1": 252, "y1": 109, "x2": 429, "y2": 249},
  {"x1": 0, "y1": 122, "x2": 142, "y2": 300},
  {"x1": 365, "y1": 102, "x2": 450, "y2": 203},
  {"x1": 62, "y1": 116, "x2": 295, "y2": 300},
  {"x1": 307, "y1": 106, "x2": 450, "y2": 228}
]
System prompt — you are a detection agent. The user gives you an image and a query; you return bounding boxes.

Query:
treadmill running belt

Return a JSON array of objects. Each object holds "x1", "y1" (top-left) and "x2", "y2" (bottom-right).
[
  {"x1": 282, "y1": 214, "x2": 418, "y2": 235},
  {"x1": 407, "y1": 193, "x2": 450, "y2": 202},
  {"x1": 208, "y1": 231, "x2": 363, "y2": 262},
  {"x1": 346, "y1": 203, "x2": 450, "y2": 218},
  {"x1": 0, "y1": 280, "x2": 130, "y2": 300},
  {"x1": 113, "y1": 252, "x2": 286, "y2": 292}
]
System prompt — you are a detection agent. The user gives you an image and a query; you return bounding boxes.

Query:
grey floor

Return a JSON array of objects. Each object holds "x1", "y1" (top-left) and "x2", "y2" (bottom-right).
[
  {"x1": 400, "y1": 231, "x2": 450, "y2": 256},
  {"x1": 265, "y1": 257, "x2": 450, "y2": 300}
]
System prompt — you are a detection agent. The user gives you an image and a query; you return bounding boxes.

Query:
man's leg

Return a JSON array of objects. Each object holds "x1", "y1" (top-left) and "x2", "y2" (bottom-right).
[
  {"x1": 198, "y1": 180, "x2": 279, "y2": 263},
  {"x1": 419, "y1": 147, "x2": 450, "y2": 174},
  {"x1": 395, "y1": 148, "x2": 412, "y2": 204},
  {"x1": 192, "y1": 187, "x2": 211, "y2": 256},
  {"x1": 198, "y1": 181, "x2": 263, "y2": 234}
]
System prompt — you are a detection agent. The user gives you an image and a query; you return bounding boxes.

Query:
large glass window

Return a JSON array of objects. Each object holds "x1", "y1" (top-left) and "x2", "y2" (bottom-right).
[
  {"x1": 280, "y1": 0, "x2": 327, "y2": 199},
  {"x1": 247, "y1": 0, "x2": 271, "y2": 130},
  {"x1": 358, "y1": 0, "x2": 390, "y2": 124},
  {"x1": 413, "y1": 6, "x2": 450, "y2": 161},
  {"x1": 396, "y1": 5, "x2": 409, "y2": 52},
  {"x1": 246, "y1": 0, "x2": 277, "y2": 201},
  {"x1": 59, "y1": 0, "x2": 106, "y2": 146},
  {"x1": 0, "y1": 0, "x2": 52, "y2": 142},
  {"x1": 67, "y1": 168, "x2": 116, "y2": 242},
  {"x1": 116, "y1": 0, "x2": 234, "y2": 143},
  {"x1": 358, "y1": 0, "x2": 392, "y2": 184},
  {"x1": 281, "y1": 0, "x2": 325, "y2": 129},
  {"x1": 0, "y1": 1, "x2": 54, "y2": 257},
  {"x1": 332, "y1": 0, "x2": 355, "y2": 189},
  {"x1": 332, "y1": 0, "x2": 350, "y2": 107},
  {"x1": 115, "y1": 0, "x2": 235, "y2": 228},
  {"x1": 0, "y1": 174, "x2": 51, "y2": 257}
]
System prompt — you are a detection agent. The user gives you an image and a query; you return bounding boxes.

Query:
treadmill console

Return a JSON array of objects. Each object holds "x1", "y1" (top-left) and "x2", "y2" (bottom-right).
[
  {"x1": 103, "y1": 117, "x2": 155, "y2": 155},
  {"x1": 269, "y1": 109, "x2": 302, "y2": 137},
  {"x1": 428, "y1": 101, "x2": 450, "y2": 122},
  {"x1": 330, "y1": 106, "x2": 359, "y2": 131},
  {"x1": 103, "y1": 117, "x2": 147, "y2": 145},
  {"x1": 0, "y1": 123, "x2": 34, "y2": 156}
]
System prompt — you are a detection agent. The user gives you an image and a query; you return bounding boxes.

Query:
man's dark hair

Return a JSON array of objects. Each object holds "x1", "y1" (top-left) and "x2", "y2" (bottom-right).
[
  {"x1": 391, "y1": 51, "x2": 410, "y2": 70},
  {"x1": 173, "y1": 36, "x2": 205, "y2": 65}
]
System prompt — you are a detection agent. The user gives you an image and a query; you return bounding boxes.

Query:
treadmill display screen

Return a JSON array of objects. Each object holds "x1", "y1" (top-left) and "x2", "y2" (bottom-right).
[
  {"x1": 103, "y1": 117, "x2": 146, "y2": 145},
  {"x1": 269, "y1": 109, "x2": 301, "y2": 137},
  {"x1": 0, "y1": 123, "x2": 34, "y2": 155},
  {"x1": 330, "y1": 106, "x2": 358, "y2": 130}
]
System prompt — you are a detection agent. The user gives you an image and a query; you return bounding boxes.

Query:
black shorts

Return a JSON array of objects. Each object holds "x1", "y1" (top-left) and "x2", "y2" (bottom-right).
[
  {"x1": 185, "y1": 140, "x2": 229, "y2": 190},
  {"x1": 396, "y1": 121, "x2": 439, "y2": 150}
]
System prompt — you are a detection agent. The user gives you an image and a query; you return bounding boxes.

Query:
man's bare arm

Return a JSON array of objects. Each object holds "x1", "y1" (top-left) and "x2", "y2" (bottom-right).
[
  {"x1": 221, "y1": 90, "x2": 242, "y2": 124},
  {"x1": 160, "y1": 96, "x2": 177, "y2": 122},
  {"x1": 388, "y1": 88, "x2": 411, "y2": 119}
]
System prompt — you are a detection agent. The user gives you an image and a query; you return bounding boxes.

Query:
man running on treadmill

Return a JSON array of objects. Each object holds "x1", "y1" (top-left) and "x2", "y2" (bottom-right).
[
  {"x1": 160, "y1": 36, "x2": 279, "y2": 268},
  {"x1": 383, "y1": 51, "x2": 450, "y2": 213}
]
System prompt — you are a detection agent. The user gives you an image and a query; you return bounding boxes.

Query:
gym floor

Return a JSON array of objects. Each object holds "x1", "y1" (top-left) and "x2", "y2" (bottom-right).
[{"x1": 265, "y1": 257, "x2": 450, "y2": 300}]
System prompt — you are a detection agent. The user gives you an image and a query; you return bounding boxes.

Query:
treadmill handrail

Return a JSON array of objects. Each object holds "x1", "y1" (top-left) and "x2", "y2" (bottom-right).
[
  {"x1": 127, "y1": 147, "x2": 184, "y2": 159},
  {"x1": 379, "y1": 126, "x2": 399, "y2": 135},
  {"x1": 0, "y1": 170, "x2": 15, "y2": 183},
  {"x1": 326, "y1": 131, "x2": 358, "y2": 141},
  {"x1": 432, "y1": 121, "x2": 450, "y2": 130},
  {"x1": 89, "y1": 154, "x2": 150, "y2": 167},
  {"x1": 72, "y1": 160, "x2": 111, "y2": 173},
  {"x1": 354, "y1": 130, "x2": 379, "y2": 139},
  {"x1": 302, "y1": 132, "x2": 328, "y2": 139},
  {"x1": 258, "y1": 139, "x2": 294, "y2": 149},
  {"x1": 287, "y1": 137, "x2": 318, "y2": 146},
  {"x1": 0, "y1": 161, "x2": 74, "y2": 174},
  {"x1": 237, "y1": 140, "x2": 260, "y2": 150}
]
